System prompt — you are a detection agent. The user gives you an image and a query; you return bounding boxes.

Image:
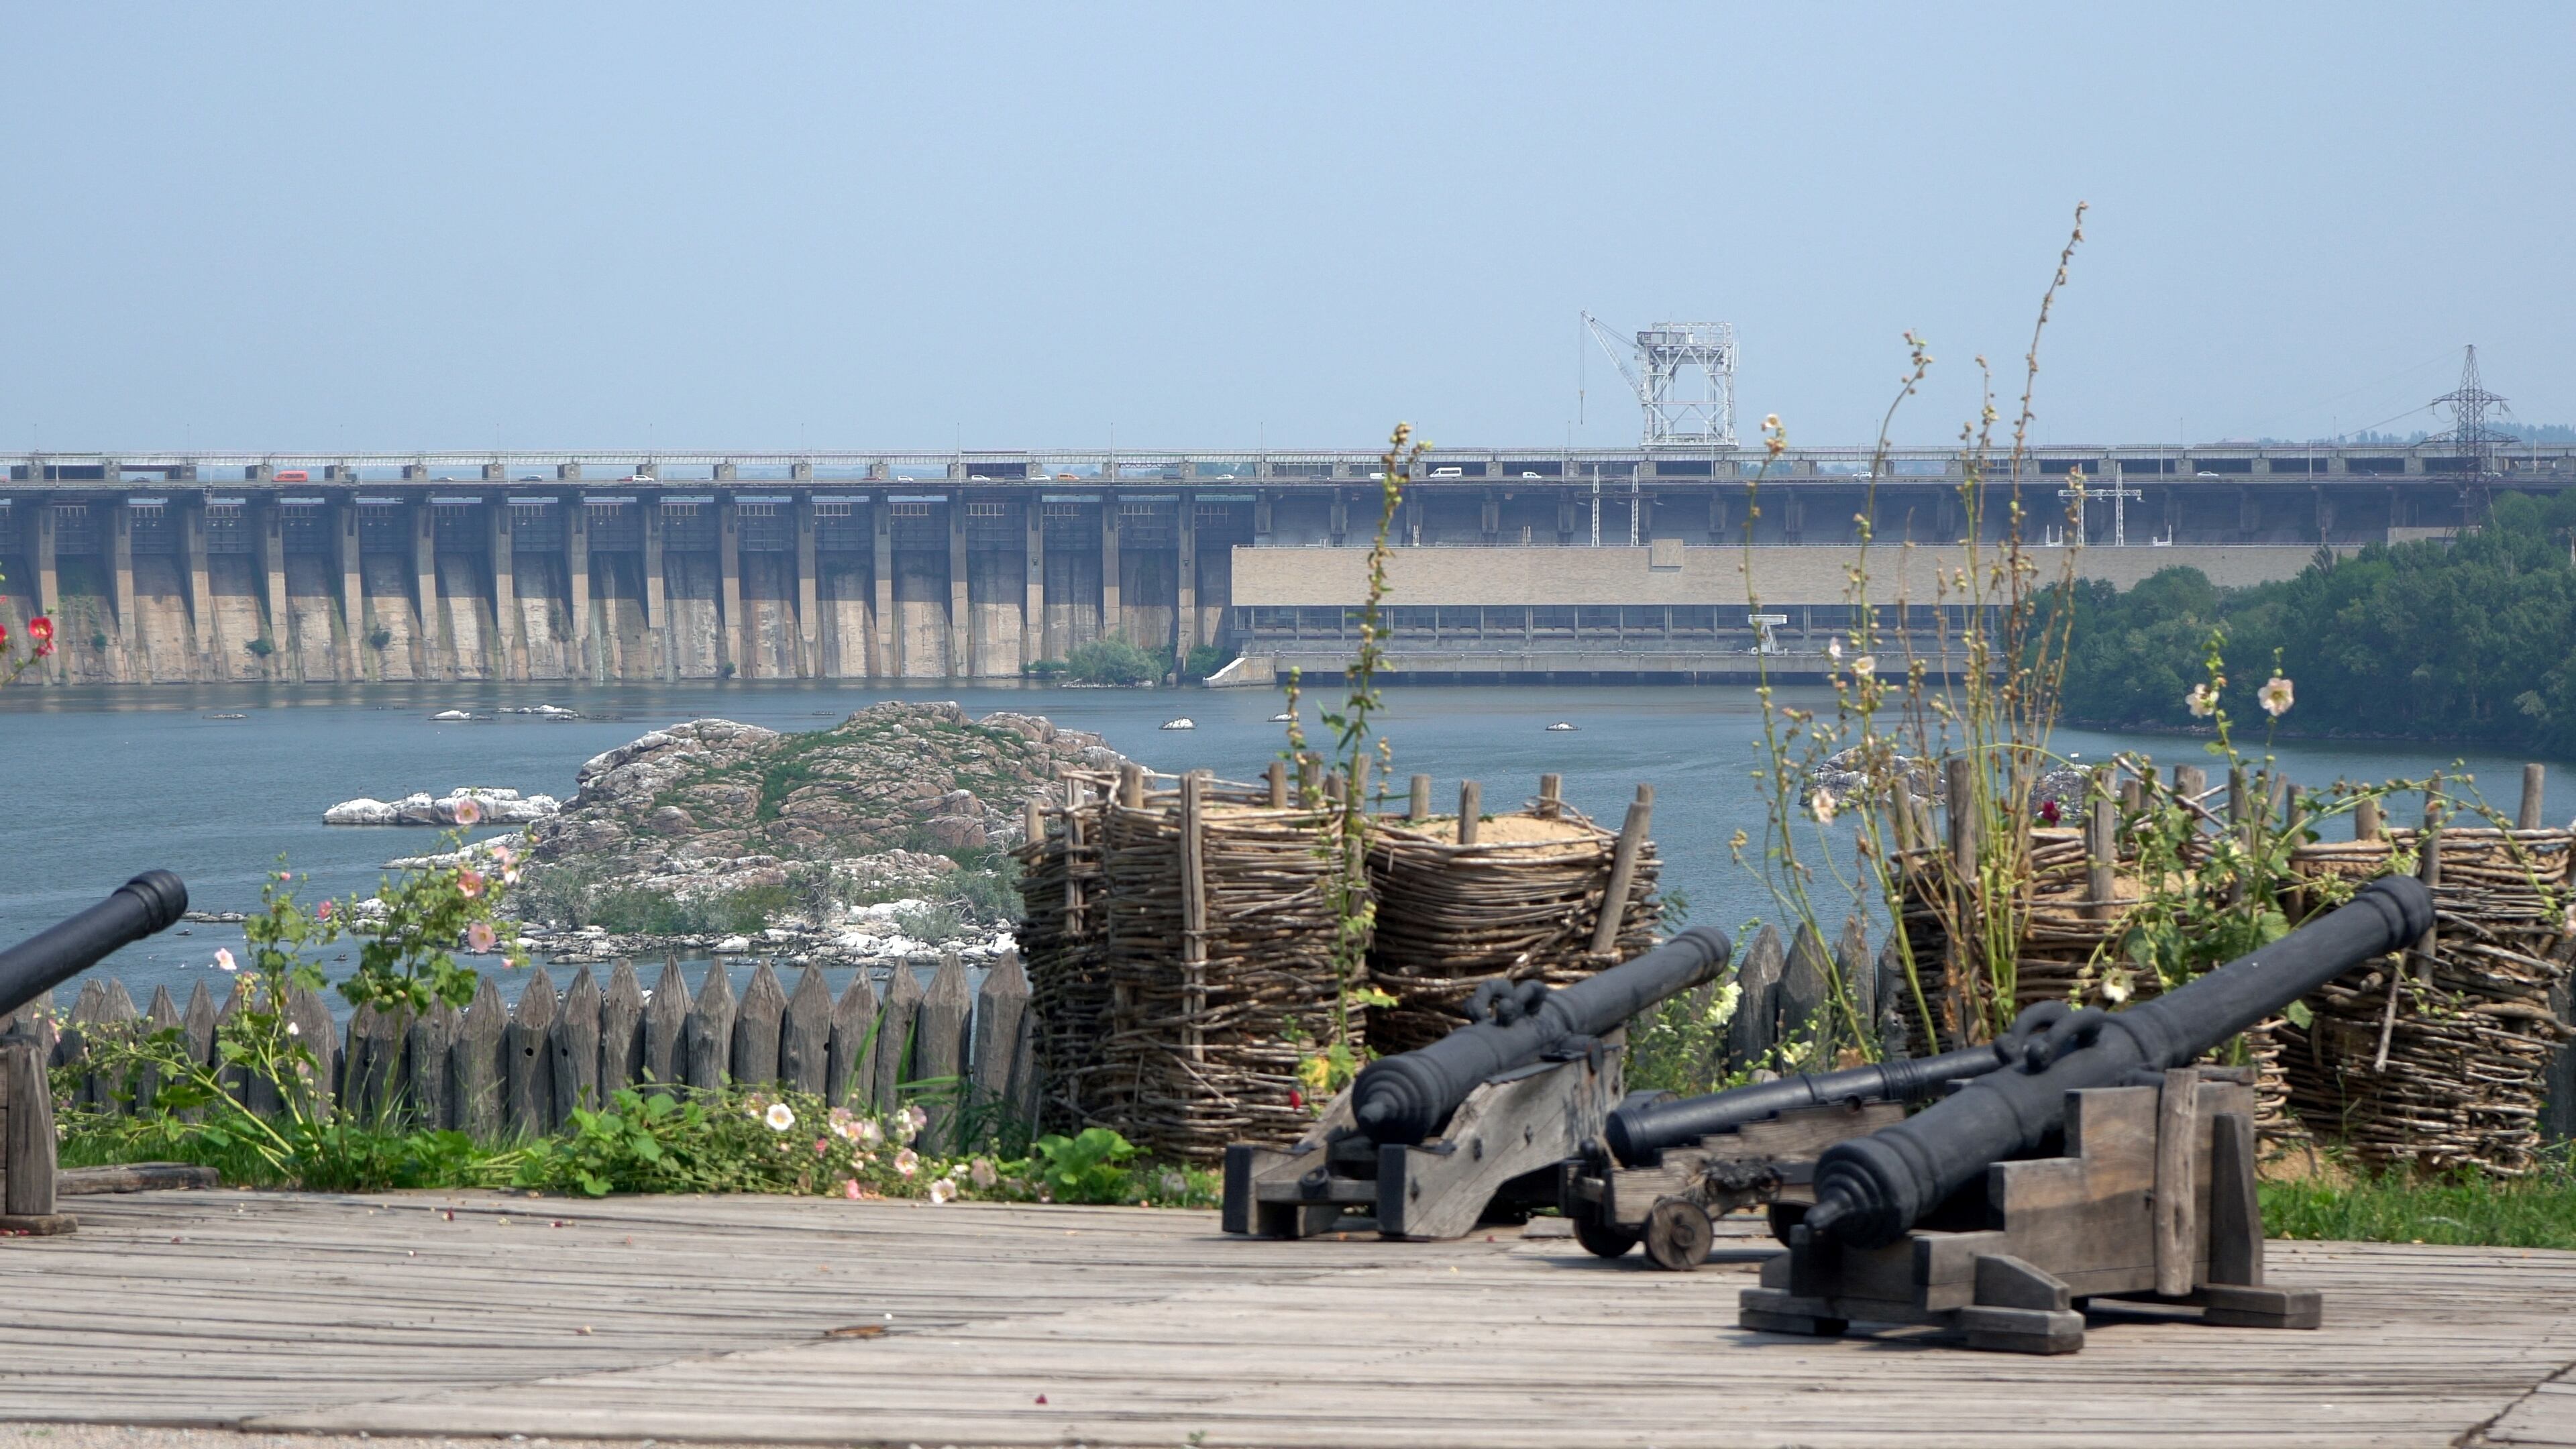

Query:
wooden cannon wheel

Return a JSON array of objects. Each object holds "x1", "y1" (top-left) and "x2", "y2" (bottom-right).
[
  {"x1": 1572, "y1": 1203, "x2": 1641, "y2": 1258},
  {"x1": 1644, "y1": 1196, "x2": 1715, "y2": 1272}
]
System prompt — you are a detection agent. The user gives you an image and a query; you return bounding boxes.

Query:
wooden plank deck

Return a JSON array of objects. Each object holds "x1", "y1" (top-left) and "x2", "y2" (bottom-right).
[{"x1": 3, "y1": 1189, "x2": 2573, "y2": 1448}]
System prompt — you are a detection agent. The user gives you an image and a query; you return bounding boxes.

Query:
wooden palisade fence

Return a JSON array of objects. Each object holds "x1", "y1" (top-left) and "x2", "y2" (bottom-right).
[{"x1": 13, "y1": 951, "x2": 1039, "y2": 1152}]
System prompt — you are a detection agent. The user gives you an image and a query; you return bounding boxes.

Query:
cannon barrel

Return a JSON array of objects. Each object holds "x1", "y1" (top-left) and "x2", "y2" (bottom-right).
[
  {"x1": 1803, "y1": 875, "x2": 2432, "y2": 1250},
  {"x1": 1604, "y1": 1040, "x2": 2014, "y2": 1167},
  {"x1": 0, "y1": 872, "x2": 190, "y2": 1021},
  {"x1": 1352, "y1": 924, "x2": 1732, "y2": 1147}
]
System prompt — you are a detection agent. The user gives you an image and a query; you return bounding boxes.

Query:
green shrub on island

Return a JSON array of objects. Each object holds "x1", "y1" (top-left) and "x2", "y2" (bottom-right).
[{"x1": 1024, "y1": 637, "x2": 1169, "y2": 686}]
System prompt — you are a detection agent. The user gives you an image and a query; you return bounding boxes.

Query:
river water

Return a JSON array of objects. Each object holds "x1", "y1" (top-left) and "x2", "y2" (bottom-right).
[{"x1": 4, "y1": 679, "x2": 2567, "y2": 1012}]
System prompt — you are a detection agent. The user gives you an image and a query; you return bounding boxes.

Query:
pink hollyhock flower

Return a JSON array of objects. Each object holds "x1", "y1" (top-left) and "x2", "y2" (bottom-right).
[
  {"x1": 894, "y1": 1148, "x2": 919, "y2": 1178},
  {"x1": 842, "y1": 1178, "x2": 862, "y2": 1200},
  {"x1": 213, "y1": 948, "x2": 237, "y2": 973},
  {"x1": 466, "y1": 920, "x2": 498, "y2": 954},
  {"x1": 451, "y1": 797, "x2": 483, "y2": 826},
  {"x1": 317, "y1": 900, "x2": 334, "y2": 921},
  {"x1": 457, "y1": 869, "x2": 486, "y2": 899}
]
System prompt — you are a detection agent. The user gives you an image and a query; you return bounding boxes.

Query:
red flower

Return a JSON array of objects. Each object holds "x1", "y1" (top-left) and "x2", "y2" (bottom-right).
[
  {"x1": 1287, "y1": 1088, "x2": 1304, "y2": 1110},
  {"x1": 2037, "y1": 798, "x2": 2061, "y2": 825},
  {"x1": 25, "y1": 617, "x2": 52, "y2": 645}
]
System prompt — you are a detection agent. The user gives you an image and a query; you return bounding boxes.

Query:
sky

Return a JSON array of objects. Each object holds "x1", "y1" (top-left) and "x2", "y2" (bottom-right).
[{"x1": 2, "y1": 3, "x2": 2569, "y2": 455}]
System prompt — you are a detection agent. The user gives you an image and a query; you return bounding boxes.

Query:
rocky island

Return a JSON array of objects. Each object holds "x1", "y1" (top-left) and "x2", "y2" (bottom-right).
[{"x1": 506, "y1": 700, "x2": 1126, "y2": 967}]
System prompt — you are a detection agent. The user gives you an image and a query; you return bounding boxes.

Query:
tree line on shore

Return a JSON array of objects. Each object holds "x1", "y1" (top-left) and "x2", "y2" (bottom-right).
[{"x1": 2048, "y1": 490, "x2": 2576, "y2": 751}]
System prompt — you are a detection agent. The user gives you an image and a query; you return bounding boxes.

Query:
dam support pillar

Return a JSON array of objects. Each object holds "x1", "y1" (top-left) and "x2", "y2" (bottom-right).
[
  {"x1": 412, "y1": 500, "x2": 443, "y2": 680},
  {"x1": 564, "y1": 493, "x2": 593, "y2": 682},
  {"x1": 488, "y1": 498, "x2": 520, "y2": 681},
  {"x1": 109, "y1": 500, "x2": 135, "y2": 682},
  {"x1": 642, "y1": 496, "x2": 668, "y2": 682},
  {"x1": 947, "y1": 500, "x2": 969, "y2": 676},
  {"x1": 335, "y1": 492, "x2": 364, "y2": 682},
  {"x1": 1100, "y1": 501, "x2": 1122, "y2": 643},
  {"x1": 717, "y1": 495, "x2": 744, "y2": 678},
  {"x1": 871, "y1": 500, "x2": 896, "y2": 678},
  {"x1": 33, "y1": 504, "x2": 59, "y2": 681},
  {"x1": 1022, "y1": 498, "x2": 1044, "y2": 667},
  {"x1": 794, "y1": 494, "x2": 818, "y2": 678},
  {"x1": 258, "y1": 498, "x2": 290, "y2": 680},
  {"x1": 180, "y1": 497, "x2": 212, "y2": 678},
  {"x1": 1175, "y1": 493, "x2": 1196, "y2": 661}
]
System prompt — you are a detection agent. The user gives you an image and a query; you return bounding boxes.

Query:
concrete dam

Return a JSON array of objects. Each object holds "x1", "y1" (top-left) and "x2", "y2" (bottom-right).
[{"x1": 3, "y1": 441, "x2": 2569, "y2": 686}]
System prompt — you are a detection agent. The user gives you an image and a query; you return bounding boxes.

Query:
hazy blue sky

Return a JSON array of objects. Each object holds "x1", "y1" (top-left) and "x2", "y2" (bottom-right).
[{"x1": 3, "y1": 3, "x2": 2568, "y2": 453}]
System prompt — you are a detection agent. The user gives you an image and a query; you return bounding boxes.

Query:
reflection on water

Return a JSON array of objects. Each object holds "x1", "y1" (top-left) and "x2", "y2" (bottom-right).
[{"x1": 4, "y1": 678, "x2": 2563, "y2": 1010}]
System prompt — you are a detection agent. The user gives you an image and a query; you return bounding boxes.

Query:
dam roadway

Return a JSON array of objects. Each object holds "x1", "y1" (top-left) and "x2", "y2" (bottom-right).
[{"x1": 2, "y1": 442, "x2": 2566, "y2": 686}]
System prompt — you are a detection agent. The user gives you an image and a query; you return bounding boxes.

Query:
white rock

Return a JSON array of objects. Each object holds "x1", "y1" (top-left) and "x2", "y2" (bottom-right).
[
  {"x1": 713, "y1": 935, "x2": 752, "y2": 954},
  {"x1": 323, "y1": 798, "x2": 400, "y2": 826},
  {"x1": 1160, "y1": 717, "x2": 1195, "y2": 730},
  {"x1": 431, "y1": 709, "x2": 473, "y2": 721}
]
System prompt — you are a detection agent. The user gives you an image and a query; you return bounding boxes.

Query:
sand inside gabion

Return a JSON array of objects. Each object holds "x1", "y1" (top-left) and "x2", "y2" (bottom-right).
[{"x1": 1365, "y1": 810, "x2": 1661, "y2": 1055}]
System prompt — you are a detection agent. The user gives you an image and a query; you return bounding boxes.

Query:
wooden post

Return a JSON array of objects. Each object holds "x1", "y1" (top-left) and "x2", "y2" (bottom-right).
[
  {"x1": 1591, "y1": 784, "x2": 1655, "y2": 956},
  {"x1": 1265, "y1": 760, "x2": 1289, "y2": 808},
  {"x1": 733, "y1": 961, "x2": 788, "y2": 1086},
  {"x1": 873, "y1": 962, "x2": 924, "y2": 1108},
  {"x1": 828, "y1": 971, "x2": 881, "y2": 1108},
  {"x1": 2521, "y1": 763, "x2": 2547, "y2": 830},
  {"x1": 2086, "y1": 769, "x2": 2117, "y2": 922},
  {"x1": 1179, "y1": 770, "x2": 1209, "y2": 1066},
  {"x1": 1323, "y1": 771, "x2": 1344, "y2": 805},
  {"x1": 1890, "y1": 775, "x2": 1918, "y2": 859},
  {"x1": 684, "y1": 963, "x2": 736, "y2": 1092},
  {"x1": 1022, "y1": 798, "x2": 1044, "y2": 845},
  {"x1": 2208, "y1": 1111, "x2": 2266, "y2": 1288},
  {"x1": 1408, "y1": 773, "x2": 1433, "y2": 820},
  {"x1": 2152, "y1": 1067, "x2": 2200, "y2": 1297},
  {"x1": 641, "y1": 955, "x2": 690, "y2": 1092},
  {"x1": 600, "y1": 959, "x2": 645, "y2": 1097},
  {"x1": 1726, "y1": 924, "x2": 1783, "y2": 1074},
  {"x1": 2171, "y1": 763, "x2": 2206, "y2": 807},
  {"x1": 549, "y1": 965, "x2": 601, "y2": 1126},
  {"x1": 917, "y1": 954, "x2": 972, "y2": 1147},
  {"x1": 504, "y1": 967, "x2": 557, "y2": 1138},
  {"x1": 453, "y1": 975, "x2": 505, "y2": 1140},
  {"x1": 406, "y1": 1002, "x2": 457, "y2": 1130},
  {"x1": 1778, "y1": 925, "x2": 1831, "y2": 1043},
  {"x1": 1117, "y1": 762, "x2": 1144, "y2": 808},
  {"x1": 2355, "y1": 796, "x2": 2382, "y2": 841},
  {"x1": 1297, "y1": 752, "x2": 1320, "y2": 798},
  {"x1": 2416, "y1": 777, "x2": 2445, "y2": 991},
  {"x1": 136, "y1": 985, "x2": 179, "y2": 1116},
  {"x1": 1, "y1": 1030, "x2": 72, "y2": 1234},
  {"x1": 780, "y1": 966, "x2": 833, "y2": 1097},
  {"x1": 1456, "y1": 780, "x2": 1482, "y2": 845},
  {"x1": 1946, "y1": 756, "x2": 1980, "y2": 872},
  {"x1": 1351, "y1": 753, "x2": 1373, "y2": 808},
  {"x1": 971, "y1": 947, "x2": 1033, "y2": 1142},
  {"x1": 1537, "y1": 773, "x2": 1563, "y2": 820}
]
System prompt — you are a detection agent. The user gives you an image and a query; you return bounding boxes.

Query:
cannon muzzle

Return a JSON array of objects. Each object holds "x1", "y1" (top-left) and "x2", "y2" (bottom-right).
[
  {"x1": 1351, "y1": 924, "x2": 1731, "y2": 1147},
  {"x1": 1802, "y1": 875, "x2": 2431, "y2": 1249},
  {"x1": 0, "y1": 872, "x2": 190, "y2": 1021},
  {"x1": 1603, "y1": 1040, "x2": 2014, "y2": 1167}
]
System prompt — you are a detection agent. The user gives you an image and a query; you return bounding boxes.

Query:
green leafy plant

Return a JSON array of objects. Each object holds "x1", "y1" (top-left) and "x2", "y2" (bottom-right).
[
  {"x1": 1273, "y1": 424, "x2": 1423, "y2": 1097},
  {"x1": 1021, "y1": 1126, "x2": 1138, "y2": 1204},
  {"x1": 1062, "y1": 636, "x2": 1165, "y2": 686},
  {"x1": 245, "y1": 636, "x2": 276, "y2": 658},
  {"x1": 61, "y1": 837, "x2": 525, "y2": 1179}
]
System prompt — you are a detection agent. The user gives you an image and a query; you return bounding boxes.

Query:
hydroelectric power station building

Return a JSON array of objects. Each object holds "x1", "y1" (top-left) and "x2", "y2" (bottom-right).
[{"x1": 2, "y1": 441, "x2": 2566, "y2": 686}]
